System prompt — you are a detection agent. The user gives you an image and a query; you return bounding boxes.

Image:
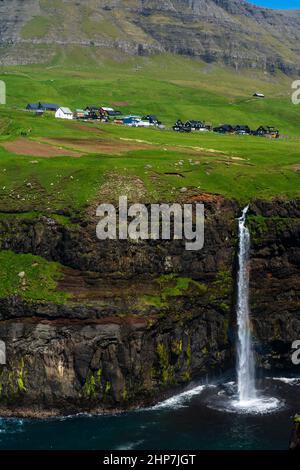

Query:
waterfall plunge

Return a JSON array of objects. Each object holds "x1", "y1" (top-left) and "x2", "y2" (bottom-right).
[
  {"x1": 206, "y1": 206, "x2": 282, "y2": 414},
  {"x1": 236, "y1": 206, "x2": 257, "y2": 403}
]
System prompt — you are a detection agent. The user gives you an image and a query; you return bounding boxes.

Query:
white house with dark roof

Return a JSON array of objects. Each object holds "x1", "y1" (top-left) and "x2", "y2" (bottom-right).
[{"x1": 55, "y1": 107, "x2": 73, "y2": 120}]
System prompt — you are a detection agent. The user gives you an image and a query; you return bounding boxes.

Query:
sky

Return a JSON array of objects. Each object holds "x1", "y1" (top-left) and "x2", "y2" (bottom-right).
[{"x1": 250, "y1": 0, "x2": 299, "y2": 8}]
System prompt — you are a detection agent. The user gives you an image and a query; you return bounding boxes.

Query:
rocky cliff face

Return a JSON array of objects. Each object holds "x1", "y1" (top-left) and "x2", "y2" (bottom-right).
[
  {"x1": 290, "y1": 415, "x2": 300, "y2": 450},
  {"x1": 0, "y1": 0, "x2": 300, "y2": 74},
  {"x1": 249, "y1": 199, "x2": 300, "y2": 370},
  {"x1": 0, "y1": 197, "x2": 298, "y2": 416}
]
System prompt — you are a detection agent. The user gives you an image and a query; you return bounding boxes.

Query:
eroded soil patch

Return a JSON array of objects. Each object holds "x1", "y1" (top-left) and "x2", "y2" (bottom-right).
[
  {"x1": 1, "y1": 138, "x2": 83, "y2": 158},
  {"x1": 41, "y1": 137, "x2": 153, "y2": 155}
]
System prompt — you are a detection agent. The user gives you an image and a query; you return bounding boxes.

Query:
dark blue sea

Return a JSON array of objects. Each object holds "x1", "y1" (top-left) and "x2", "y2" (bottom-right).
[{"x1": 0, "y1": 373, "x2": 299, "y2": 450}]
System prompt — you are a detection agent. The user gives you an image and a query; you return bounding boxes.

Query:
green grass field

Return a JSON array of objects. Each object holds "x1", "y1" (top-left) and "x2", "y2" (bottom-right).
[
  {"x1": 0, "y1": 250, "x2": 68, "y2": 303},
  {"x1": 0, "y1": 54, "x2": 299, "y2": 217}
]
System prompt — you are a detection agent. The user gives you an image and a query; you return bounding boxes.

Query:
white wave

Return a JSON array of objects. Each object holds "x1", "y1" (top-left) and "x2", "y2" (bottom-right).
[
  {"x1": 0, "y1": 418, "x2": 24, "y2": 434},
  {"x1": 115, "y1": 440, "x2": 144, "y2": 450},
  {"x1": 230, "y1": 396, "x2": 284, "y2": 415},
  {"x1": 267, "y1": 377, "x2": 300, "y2": 386},
  {"x1": 152, "y1": 384, "x2": 215, "y2": 410},
  {"x1": 207, "y1": 383, "x2": 285, "y2": 416}
]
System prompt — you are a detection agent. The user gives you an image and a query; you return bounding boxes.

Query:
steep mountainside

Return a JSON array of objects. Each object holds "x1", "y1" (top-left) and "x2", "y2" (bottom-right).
[{"x1": 0, "y1": 0, "x2": 300, "y2": 74}]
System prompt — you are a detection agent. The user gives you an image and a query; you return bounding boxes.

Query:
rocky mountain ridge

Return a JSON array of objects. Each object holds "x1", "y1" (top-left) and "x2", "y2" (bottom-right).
[{"x1": 0, "y1": 0, "x2": 300, "y2": 74}]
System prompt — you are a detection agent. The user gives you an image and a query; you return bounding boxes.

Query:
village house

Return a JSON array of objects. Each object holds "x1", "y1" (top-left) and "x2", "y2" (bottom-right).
[
  {"x1": 85, "y1": 106, "x2": 100, "y2": 112},
  {"x1": 55, "y1": 107, "x2": 73, "y2": 120},
  {"x1": 213, "y1": 124, "x2": 234, "y2": 134},
  {"x1": 101, "y1": 107, "x2": 122, "y2": 117},
  {"x1": 40, "y1": 103, "x2": 59, "y2": 111},
  {"x1": 26, "y1": 102, "x2": 59, "y2": 112},
  {"x1": 74, "y1": 109, "x2": 86, "y2": 119}
]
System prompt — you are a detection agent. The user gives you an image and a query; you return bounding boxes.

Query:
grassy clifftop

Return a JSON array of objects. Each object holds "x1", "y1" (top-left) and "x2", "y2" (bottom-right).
[{"x1": 0, "y1": 58, "x2": 299, "y2": 213}]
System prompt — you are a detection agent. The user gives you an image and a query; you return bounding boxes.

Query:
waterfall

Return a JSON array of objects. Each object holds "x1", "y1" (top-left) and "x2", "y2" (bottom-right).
[{"x1": 236, "y1": 205, "x2": 257, "y2": 403}]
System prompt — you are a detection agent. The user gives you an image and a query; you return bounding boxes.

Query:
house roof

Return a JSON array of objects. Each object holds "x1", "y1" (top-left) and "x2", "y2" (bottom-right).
[
  {"x1": 27, "y1": 102, "x2": 60, "y2": 110},
  {"x1": 59, "y1": 107, "x2": 73, "y2": 114},
  {"x1": 26, "y1": 103, "x2": 40, "y2": 110},
  {"x1": 40, "y1": 103, "x2": 59, "y2": 110}
]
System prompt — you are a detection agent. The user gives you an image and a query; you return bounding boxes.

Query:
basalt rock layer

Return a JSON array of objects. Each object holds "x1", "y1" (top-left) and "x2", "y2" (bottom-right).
[
  {"x1": 0, "y1": 197, "x2": 299, "y2": 416},
  {"x1": 290, "y1": 416, "x2": 300, "y2": 450},
  {"x1": 0, "y1": 0, "x2": 300, "y2": 74}
]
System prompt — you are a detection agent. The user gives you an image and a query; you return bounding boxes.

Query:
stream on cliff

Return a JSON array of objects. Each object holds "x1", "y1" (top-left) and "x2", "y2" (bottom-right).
[{"x1": 0, "y1": 372, "x2": 299, "y2": 450}]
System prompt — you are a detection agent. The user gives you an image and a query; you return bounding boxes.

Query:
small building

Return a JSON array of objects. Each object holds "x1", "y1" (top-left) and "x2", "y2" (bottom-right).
[
  {"x1": 74, "y1": 109, "x2": 86, "y2": 119},
  {"x1": 26, "y1": 102, "x2": 59, "y2": 112},
  {"x1": 213, "y1": 124, "x2": 234, "y2": 134},
  {"x1": 253, "y1": 126, "x2": 279, "y2": 138},
  {"x1": 55, "y1": 107, "x2": 73, "y2": 120},
  {"x1": 253, "y1": 93, "x2": 265, "y2": 98},
  {"x1": 234, "y1": 125, "x2": 251, "y2": 135},
  {"x1": 101, "y1": 107, "x2": 114, "y2": 114},
  {"x1": 101, "y1": 107, "x2": 122, "y2": 117},
  {"x1": 85, "y1": 106, "x2": 100, "y2": 112},
  {"x1": 185, "y1": 120, "x2": 206, "y2": 131},
  {"x1": 253, "y1": 125, "x2": 266, "y2": 136},
  {"x1": 122, "y1": 115, "x2": 142, "y2": 126}
]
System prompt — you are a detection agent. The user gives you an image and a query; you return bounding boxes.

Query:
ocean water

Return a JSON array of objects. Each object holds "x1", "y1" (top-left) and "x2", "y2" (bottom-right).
[{"x1": 0, "y1": 373, "x2": 299, "y2": 450}]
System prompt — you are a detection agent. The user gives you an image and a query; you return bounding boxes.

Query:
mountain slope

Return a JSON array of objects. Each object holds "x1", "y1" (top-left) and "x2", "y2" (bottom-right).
[{"x1": 0, "y1": 0, "x2": 300, "y2": 74}]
